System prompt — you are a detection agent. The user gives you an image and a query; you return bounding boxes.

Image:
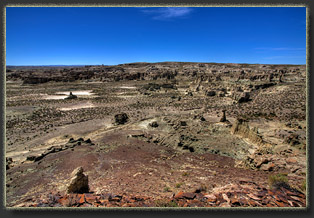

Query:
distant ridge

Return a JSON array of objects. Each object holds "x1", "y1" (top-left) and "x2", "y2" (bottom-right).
[{"x1": 6, "y1": 61, "x2": 305, "y2": 68}]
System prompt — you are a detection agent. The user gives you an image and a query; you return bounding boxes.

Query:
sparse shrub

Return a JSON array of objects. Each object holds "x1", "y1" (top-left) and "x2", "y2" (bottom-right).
[
  {"x1": 163, "y1": 186, "x2": 171, "y2": 192},
  {"x1": 194, "y1": 184, "x2": 207, "y2": 193},
  {"x1": 155, "y1": 199, "x2": 178, "y2": 207},
  {"x1": 300, "y1": 179, "x2": 306, "y2": 192},
  {"x1": 200, "y1": 184, "x2": 207, "y2": 192},
  {"x1": 182, "y1": 172, "x2": 189, "y2": 177},
  {"x1": 268, "y1": 173, "x2": 289, "y2": 189},
  {"x1": 175, "y1": 182, "x2": 183, "y2": 188}
]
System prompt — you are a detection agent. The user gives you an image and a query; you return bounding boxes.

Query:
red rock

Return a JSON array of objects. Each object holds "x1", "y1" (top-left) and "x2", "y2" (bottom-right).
[
  {"x1": 79, "y1": 194, "x2": 85, "y2": 204},
  {"x1": 58, "y1": 196, "x2": 68, "y2": 206},
  {"x1": 222, "y1": 193, "x2": 230, "y2": 203},
  {"x1": 274, "y1": 200, "x2": 286, "y2": 207},
  {"x1": 239, "y1": 179, "x2": 257, "y2": 185},
  {"x1": 219, "y1": 202, "x2": 231, "y2": 207},
  {"x1": 247, "y1": 193, "x2": 261, "y2": 201},
  {"x1": 204, "y1": 194, "x2": 217, "y2": 202},
  {"x1": 286, "y1": 157, "x2": 297, "y2": 163},
  {"x1": 195, "y1": 192, "x2": 204, "y2": 200},
  {"x1": 183, "y1": 192, "x2": 196, "y2": 199},
  {"x1": 287, "y1": 200, "x2": 294, "y2": 207},
  {"x1": 255, "y1": 157, "x2": 269, "y2": 168},
  {"x1": 281, "y1": 187, "x2": 305, "y2": 198},
  {"x1": 80, "y1": 203, "x2": 93, "y2": 207},
  {"x1": 260, "y1": 162, "x2": 275, "y2": 171},
  {"x1": 84, "y1": 193, "x2": 97, "y2": 203},
  {"x1": 191, "y1": 199, "x2": 200, "y2": 203},
  {"x1": 112, "y1": 197, "x2": 122, "y2": 202},
  {"x1": 174, "y1": 191, "x2": 184, "y2": 199},
  {"x1": 175, "y1": 191, "x2": 196, "y2": 200},
  {"x1": 230, "y1": 196, "x2": 240, "y2": 205},
  {"x1": 178, "y1": 201, "x2": 186, "y2": 207},
  {"x1": 277, "y1": 194, "x2": 289, "y2": 204},
  {"x1": 129, "y1": 199, "x2": 136, "y2": 203},
  {"x1": 216, "y1": 193, "x2": 226, "y2": 203},
  {"x1": 238, "y1": 197, "x2": 249, "y2": 206},
  {"x1": 131, "y1": 196, "x2": 144, "y2": 201},
  {"x1": 289, "y1": 195, "x2": 306, "y2": 205},
  {"x1": 100, "y1": 199, "x2": 108, "y2": 205},
  {"x1": 248, "y1": 199, "x2": 259, "y2": 207}
]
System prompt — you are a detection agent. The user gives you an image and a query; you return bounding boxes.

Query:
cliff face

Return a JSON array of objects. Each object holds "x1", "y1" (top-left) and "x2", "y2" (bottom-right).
[
  {"x1": 6, "y1": 62, "x2": 306, "y2": 85},
  {"x1": 231, "y1": 118, "x2": 265, "y2": 147}
]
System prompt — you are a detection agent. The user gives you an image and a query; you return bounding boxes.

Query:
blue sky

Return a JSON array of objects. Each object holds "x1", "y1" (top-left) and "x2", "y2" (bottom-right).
[{"x1": 6, "y1": 7, "x2": 306, "y2": 65}]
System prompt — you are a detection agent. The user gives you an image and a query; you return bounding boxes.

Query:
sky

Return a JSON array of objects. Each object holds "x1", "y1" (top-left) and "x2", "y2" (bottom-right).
[{"x1": 6, "y1": 7, "x2": 306, "y2": 65}]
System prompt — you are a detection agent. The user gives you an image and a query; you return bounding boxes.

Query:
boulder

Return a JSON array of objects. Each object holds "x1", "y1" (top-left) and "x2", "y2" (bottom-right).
[
  {"x1": 26, "y1": 155, "x2": 37, "y2": 161},
  {"x1": 6, "y1": 157, "x2": 13, "y2": 170},
  {"x1": 149, "y1": 121, "x2": 159, "y2": 128},
  {"x1": 238, "y1": 92, "x2": 250, "y2": 103},
  {"x1": 67, "y1": 167, "x2": 89, "y2": 194},
  {"x1": 255, "y1": 157, "x2": 269, "y2": 168},
  {"x1": 85, "y1": 138, "x2": 92, "y2": 143},
  {"x1": 114, "y1": 113, "x2": 129, "y2": 125},
  {"x1": 180, "y1": 121, "x2": 187, "y2": 126},
  {"x1": 206, "y1": 90, "x2": 216, "y2": 96},
  {"x1": 260, "y1": 162, "x2": 275, "y2": 171}
]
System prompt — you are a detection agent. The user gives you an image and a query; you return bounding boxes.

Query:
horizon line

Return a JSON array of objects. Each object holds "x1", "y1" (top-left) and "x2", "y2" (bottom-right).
[{"x1": 6, "y1": 61, "x2": 306, "y2": 67}]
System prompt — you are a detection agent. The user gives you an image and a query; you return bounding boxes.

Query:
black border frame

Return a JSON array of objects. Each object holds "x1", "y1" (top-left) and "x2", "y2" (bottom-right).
[{"x1": 0, "y1": 0, "x2": 312, "y2": 217}]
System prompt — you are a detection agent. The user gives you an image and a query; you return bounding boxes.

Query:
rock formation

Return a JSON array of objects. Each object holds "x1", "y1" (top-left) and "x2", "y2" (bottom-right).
[
  {"x1": 238, "y1": 92, "x2": 250, "y2": 103},
  {"x1": 114, "y1": 113, "x2": 129, "y2": 125},
  {"x1": 66, "y1": 92, "x2": 78, "y2": 100},
  {"x1": 67, "y1": 167, "x2": 89, "y2": 194},
  {"x1": 219, "y1": 110, "x2": 227, "y2": 122}
]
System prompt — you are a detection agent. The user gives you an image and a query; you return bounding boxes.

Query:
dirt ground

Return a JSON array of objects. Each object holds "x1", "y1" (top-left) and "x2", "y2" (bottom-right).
[{"x1": 5, "y1": 62, "x2": 307, "y2": 207}]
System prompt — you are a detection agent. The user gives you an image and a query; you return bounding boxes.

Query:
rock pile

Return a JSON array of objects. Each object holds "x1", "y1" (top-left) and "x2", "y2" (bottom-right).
[
  {"x1": 19, "y1": 181, "x2": 306, "y2": 207},
  {"x1": 26, "y1": 138, "x2": 94, "y2": 162}
]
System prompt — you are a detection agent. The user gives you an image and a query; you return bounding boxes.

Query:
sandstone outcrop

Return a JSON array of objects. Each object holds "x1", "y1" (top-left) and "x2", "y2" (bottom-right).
[{"x1": 67, "y1": 167, "x2": 89, "y2": 194}]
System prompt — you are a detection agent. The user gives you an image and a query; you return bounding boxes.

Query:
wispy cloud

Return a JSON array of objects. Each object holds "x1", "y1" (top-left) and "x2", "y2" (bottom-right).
[
  {"x1": 263, "y1": 55, "x2": 306, "y2": 60},
  {"x1": 140, "y1": 7, "x2": 193, "y2": 20},
  {"x1": 255, "y1": 47, "x2": 305, "y2": 51}
]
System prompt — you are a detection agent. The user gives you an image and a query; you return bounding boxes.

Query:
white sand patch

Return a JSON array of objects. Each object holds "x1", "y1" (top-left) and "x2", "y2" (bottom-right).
[
  {"x1": 41, "y1": 90, "x2": 96, "y2": 100},
  {"x1": 56, "y1": 90, "x2": 94, "y2": 96},
  {"x1": 43, "y1": 95, "x2": 68, "y2": 100},
  {"x1": 59, "y1": 102, "x2": 96, "y2": 111},
  {"x1": 137, "y1": 118, "x2": 157, "y2": 130},
  {"x1": 117, "y1": 95, "x2": 135, "y2": 99},
  {"x1": 6, "y1": 150, "x2": 30, "y2": 163},
  {"x1": 120, "y1": 86, "x2": 136, "y2": 89}
]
